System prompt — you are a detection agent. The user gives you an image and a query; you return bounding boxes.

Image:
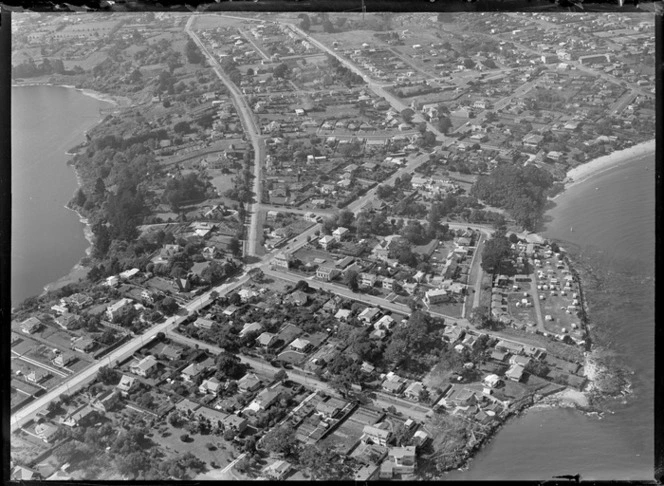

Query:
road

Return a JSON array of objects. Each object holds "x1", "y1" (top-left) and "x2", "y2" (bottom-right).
[
  {"x1": 186, "y1": 15, "x2": 266, "y2": 257},
  {"x1": 168, "y1": 330, "x2": 432, "y2": 421}
]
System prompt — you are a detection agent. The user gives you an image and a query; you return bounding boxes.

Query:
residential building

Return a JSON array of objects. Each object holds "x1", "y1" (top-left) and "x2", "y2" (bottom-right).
[
  {"x1": 130, "y1": 355, "x2": 158, "y2": 378},
  {"x1": 181, "y1": 362, "x2": 208, "y2": 382},
  {"x1": 199, "y1": 377, "x2": 223, "y2": 395},
  {"x1": 55, "y1": 313, "x2": 82, "y2": 330},
  {"x1": 117, "y1": 374, "x2": 137, "y2": 395},
  {"x1": 238, "y1": 373, "x2": 262, "y2": 392},
  {"x1": 425, "y1": 288, "x2": 449, "y2": 306},
  {"x1": 256, "y1": 332, "x2": 278, "y2": 349},
  {"x1": 273, "y1": 251, "x2": 293, "y2": 270},
  {"x1": 362, "y1": 424, "x2": 392, "y2": 446},
  {"x1": 290, "y1": 338, "x2": 312, "y2": 353},
  {"x1": 106, "y1": 298, "x2": 134, "y2": 322},
  {"x1": 316, "y1": 265, "x2": 340, "y2": 281},
  {"x1": 333, "y1": 226, "x2": 350, "y2": 241},
  {"x1": 71, "y1": 336, "x2": 95, "y2": 353},
  {"x1": 359, "y1": 272, "x2": 377, "y2": 288},
  {"x1": 404, "y1": 382, "x2": 426, "y2": 401},
  {"x1": 262, "y1": 460, "x2": 292, "y2": 480},
  {"x1": 319, "y1": 235, "x2": 335, "y2": 250},
  {"x1": 358, "y1": 307, "x2": 381, "y2": 324},
  {"x1": 388, "y1": 446, "x2": 417, "y2": 474},
  {"x1": 21, "y1": 317, "x2": 42, "y2": 334},
  {"x1": 505, "y1": 363, "x2": 525, "y2": 382}
]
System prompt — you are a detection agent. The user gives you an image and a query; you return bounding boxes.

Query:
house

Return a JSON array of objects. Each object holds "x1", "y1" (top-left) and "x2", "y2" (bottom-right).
[
  {"x1": 199, "y1": 377, "x2": 223, "y2": 395},
  {"x1": 62, "y1": 292, "x2": 93, "y2": 311},
  {"x1": 358, "y1": 307, "x2": 381, "y2": 324},
  {"x1": 316, "y1": 265, "x2": 339, "y2": 281},
  {"x1": 91, "y1": 389, "x2": 119, "y2": 412},
  {"x1": 523, "y1": 133, "x2": 544, "y2": 150},
  {"x1": 21, "y1": 317, "x2": 43, "y2": 334},
  {"x1": 240, "y1": 321, "x2": 263, "y2": 337},
  {"x1": 496, "y1": 339, "x2": 523, "y2": 355},
  {"x1": 381, "y1": 277, "x2": 396, "y2": 290},
  {"x1": 250, "y1": 387, "x2": 282, "y2": 411},
  {"x1": 288, "y1": 290, "x2": 309, "y2": 306},
  {"x1": 315, "y1": 397, "x2": 346, "y2": 418},
  {"x1": 374, "y1": 315, "x2": 395, "y2": 330},
  {"x1": 382, "y1": 373, "x2": 406, "y2": 394},
  {"x1": 194, "y1": 317, "x2": 216, "y2": 330},
  {"x1": 388, "y1": 446, "x2": 417, "y2": 475},
  {"x1": 402, "y1": 282, "x2": 418, "y2": 295},
  {"x1": 34, "y1": 422, "x2": 59, "y2": 443},
  {"x1": 202, "y1": 246, "x2": 218, "y2": 260},
  {"x1": 27, "y1": 369, "x2": 49, "y2": 384},
  {"x1": 222, "y1": 413, "x2": 248, "y2": 433},
  {"x1": 182, "y1": 362, "x2": 209, "y2": 382},
  {"x1": 273, "y1": 251, "x2": 293, "y2": 269},
  {"x1": 359, "y1": 272, "x2": 377, "y2": 288},
  {"x1": 333, "y1": 226, "x2": 350, "y2": 241},
  {"x1": 71, "y1": 336, "x2": 95, "y2": 354},
  {"x1": 362, "y1": 424, "x2": 392, "y2": 446},
  {"x1": 106, "y1": 298, "x2": 134, "y2": 321},
  {"x1": 290, "y1": 337, "x2": 313, "y2": 353},
  {"x1": 238, "y1": 372, "x2": 262, "y2": 392},
  {"x1": 53, "y1": 353, "x2": 75, "y2": 368},
  {"x1": 54, "y1": 313, "x2": 82, "y2": 330},
  {"x1": 119, "y1": 268, "x2": 140, "y2": 280},
  {"x1": 355, "y1": 465, "x2": 380, "y2": 481},
  {"x1": 505, "y1": 363, "x2": 525, "y2": 382},
  {"x1": 319, "y1": 235, "x2": 335, "y2": 250},
  {"x1": 223, "y1": 305, "x2": 239, "y2": 317},
  {"x1": 130, "y1": 355, "x2": 158, "y2": 377},
  {"x1": 404, "y1": 382, "x2": 425, "y2": 401},
  {"x1": 60, "y1": 404, "x2": 96, "y2": 427},
  {"x1": 335, "y1": 308, "x2": 352, "y2": 321},
  {"x1": 483, "y1": 374, "x2": 502, "y2": 388},
  {"x1": 490, "y1": 349, "x2": 508, "y2": 362},
  {"x1": 443, "y1": 325, "x2": 466, "y2": 343},
  {"x1": 412, "y1": 430, "x2": 430, "y2": 448},
  {"x1": 11, "y1": 466, "x2": 42, "y2": 481},
  {"x1": 262, "y1": 460, "x2": 292, "y2": 480},
  {"x1": 256, "y1": 332, "x2": 278, "y2": 349},
  {"x1": 117, "y1": 374, "x2": 137, "y2": 395},
  {"x1": 509, "y1": 355, "x2": 531, "y2": 367},
  {"x1": 425, "y1": 288, "x2": 449, "y2": 306}
]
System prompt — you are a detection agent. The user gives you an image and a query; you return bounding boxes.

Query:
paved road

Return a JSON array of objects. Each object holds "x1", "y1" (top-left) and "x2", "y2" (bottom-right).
[{"x1": 187, "y1": 16, "x2": 266, "y2": 257}]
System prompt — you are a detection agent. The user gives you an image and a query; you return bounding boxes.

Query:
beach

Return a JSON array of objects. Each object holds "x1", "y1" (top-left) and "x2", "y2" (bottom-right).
[{"x1": 559, "y1": 139, "x2": 655, "y2": 193}]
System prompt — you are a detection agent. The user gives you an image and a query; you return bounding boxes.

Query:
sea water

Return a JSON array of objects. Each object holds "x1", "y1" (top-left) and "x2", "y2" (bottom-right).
[
  {"x1": 11, "y1": 85, "x2": 111, "y2": 306},
  {"x1": 444, "y1": 153, "x2": 655, "y2": 480}
]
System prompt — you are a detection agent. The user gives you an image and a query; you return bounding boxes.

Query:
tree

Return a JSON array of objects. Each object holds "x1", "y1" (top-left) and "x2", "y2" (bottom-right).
[
  {"x1": 299, "y1": 444, "x2": 354, "y2": 479},
  {"x1": 298, "y1": 14, "x2": 311, "y2": 31},
  {"x1": 158, "y1": 296, "x2": 179, "y2": 315},
  {"x1": 322, "y1": 19, "x2": 335, "y2": 33},
  {"x1": 228, "y1": 237, "x2": 241, "y2": 257},
  {"x1": 173, "y1": 121, "x2": 191, "y2": 134},
  {"x1": 437, "y1": 116, "x2": 452, "y2": 134},
  {"x1": 480, "y1": 234, "x2": 513, "y2": 274},
  {"x1": 344, "y1": 270, "x2": 359, "y2": 292},
  {"x1": 98, "y1": 365, "x2": 120, "y2": 385},
  {"x1": 337, "y1": 209, "x2": 354, "y2": 228},
  {"x1": 401, "y1": 108, "x2": 415, "y2": 123},
  {"x1": 261, "y1": 425, "x2": 299, "y2": 457},
  {"x1": 470, "y1": 305, "x2": 493, "y2": 330},
  {"x1": 273, "y1": 63, "x2": 290, "y2": 79}
]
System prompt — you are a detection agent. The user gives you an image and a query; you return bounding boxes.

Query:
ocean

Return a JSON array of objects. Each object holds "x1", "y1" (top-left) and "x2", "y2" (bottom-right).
[
  {"x1": 11, "y1": 85, "x2": 111, "y2": 307},
  {"x1": 444, "y1": 152, "x2": 655, "y2": 481}
]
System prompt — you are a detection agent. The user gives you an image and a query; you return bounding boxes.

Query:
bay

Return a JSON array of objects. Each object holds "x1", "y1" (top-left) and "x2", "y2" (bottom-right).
[
  {"x1": 444, "y1": 152, "x2": 655, "y2": 481},
  {"x1": 11, "y1": 85, "x2": 111, "y2": 307}
]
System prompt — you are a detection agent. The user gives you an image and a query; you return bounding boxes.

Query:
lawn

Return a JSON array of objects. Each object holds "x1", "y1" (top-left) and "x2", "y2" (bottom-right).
[
  {"x1": 10, "y1": 433, "x2": 51, "y2": 465},
  {"x1": 209, "y1": 169, "x2": 237, "y2": 196},
  {"x1": 153, "y1": 422, "x2": 238, "y2": 471}
]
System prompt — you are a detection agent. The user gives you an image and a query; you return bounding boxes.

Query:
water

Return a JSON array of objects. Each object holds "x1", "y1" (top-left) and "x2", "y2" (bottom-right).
[
  {"x1": 445, "y1": 152, "x2": 655, "y2": 481},
  {"x1": 11, "y1": 85, "x2": 111, "y2": 307}
]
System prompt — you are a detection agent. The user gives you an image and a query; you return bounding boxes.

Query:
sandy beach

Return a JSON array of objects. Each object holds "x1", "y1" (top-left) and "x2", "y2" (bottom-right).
[{"x1": 559, "y1": 139, "x2": 655, "y2": 194}]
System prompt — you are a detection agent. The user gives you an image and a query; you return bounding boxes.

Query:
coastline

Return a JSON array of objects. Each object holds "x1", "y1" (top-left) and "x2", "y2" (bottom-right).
[
  {"x1": 12, "y1": 80, "x2": 132, "y2": 108},
  {"x1": 554, "y1": 139, "x2": 655, "y2": 199},
  {"x1": 19, "y1": 82, "x2": 122, "y2": 298}
]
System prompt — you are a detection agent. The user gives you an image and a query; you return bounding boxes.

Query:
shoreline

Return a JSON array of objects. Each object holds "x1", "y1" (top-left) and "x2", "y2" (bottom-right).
[
  {"x1": 553, "y1": 139, "x2": 655, "y2": 200},
  {"x1": 12, "y1": 80, "x2": 133, "y2": 108}
]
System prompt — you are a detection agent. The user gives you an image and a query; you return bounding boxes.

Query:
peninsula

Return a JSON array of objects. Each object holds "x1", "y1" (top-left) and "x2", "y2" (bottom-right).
[{"x1": 10, "y1": 11, "x2": 654, "y2": 481}]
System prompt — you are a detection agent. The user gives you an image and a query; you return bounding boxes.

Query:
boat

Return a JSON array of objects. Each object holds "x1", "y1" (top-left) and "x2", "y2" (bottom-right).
[{"x1": 570, "y1": 226, "x2": 574, "y2": 232}]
